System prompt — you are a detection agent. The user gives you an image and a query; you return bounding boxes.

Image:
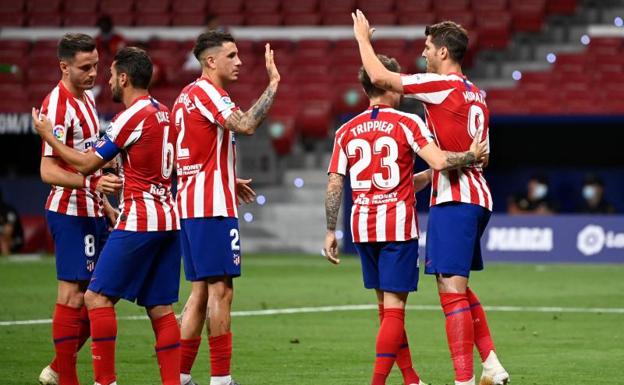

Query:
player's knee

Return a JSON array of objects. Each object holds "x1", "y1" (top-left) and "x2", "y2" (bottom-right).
[{"x1": 84, "y1": 290, "x2": 111, "y2": 309}]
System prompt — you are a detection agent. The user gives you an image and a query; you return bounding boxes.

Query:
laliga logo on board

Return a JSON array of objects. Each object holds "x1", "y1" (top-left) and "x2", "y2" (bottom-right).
[{"x1": 576, "y1": 225, "x2": 624, "y2": 256}]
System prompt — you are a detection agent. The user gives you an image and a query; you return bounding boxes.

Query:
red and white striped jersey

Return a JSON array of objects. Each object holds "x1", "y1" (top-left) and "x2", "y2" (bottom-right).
[
  {"x1": 402, "y1": 72, "x2": 493, "y2": 211},
  {"x1": 172, "y1": 77, "x2": 240, "y2": 219},
  {"x1": 328, "y1": 105, "x2": 433, "y2": 243},
  {"x1": 96, "y1": 95, "x2": 179, "y2": 232},
  {"x1": 40, "y1": 81, "x2": 104, "y2": 217}
]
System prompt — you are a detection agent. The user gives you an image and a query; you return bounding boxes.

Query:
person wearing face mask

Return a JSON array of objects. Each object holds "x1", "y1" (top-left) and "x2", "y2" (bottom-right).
[
  {"x1": 578, "y1": 175, "x2": 615, "y2": 214},
  {"x1": 508, "y1": 174, "x2": 558, "y2": 214}
]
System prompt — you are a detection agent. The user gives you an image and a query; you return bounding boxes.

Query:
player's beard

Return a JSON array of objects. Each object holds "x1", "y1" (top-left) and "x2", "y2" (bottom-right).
[{"x1": 111, "y1": 80, "x2": 123, "y2": 103}]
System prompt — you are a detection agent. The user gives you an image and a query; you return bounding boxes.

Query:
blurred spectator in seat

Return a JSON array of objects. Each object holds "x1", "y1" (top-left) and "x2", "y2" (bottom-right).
[
  {"x1": 183, "y1": 14, "x2": 227, "y2": 71},
  {"x1": 0, "y1": 188, "x2": 24, "y2": 255},
  {"x1": 95, "y1": 14, "x2": 127, "y2": 57},
  {"x1": 578, "y1": 174, "x2": 616, "y2": 214},
  {"x1": 508, "y1": 173, "x2": 558, "y2": 215}
]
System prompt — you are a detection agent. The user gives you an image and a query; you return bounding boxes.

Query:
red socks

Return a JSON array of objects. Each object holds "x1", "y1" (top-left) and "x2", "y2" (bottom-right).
[
  {"x1": 89, "y1": 307, "x2": 117, "y2": 385},
  {"x1": 180, "y1": 336, "x2": 201, "y2": 375},
  {"x1": 440, "y1": 293, "x2": 474, "y2": 383},
  {"x1": 209, "y1": 332, "x2": 232, "y2": 377},
  {"x1": 52, "y1": 304, "x2": 81, "y2": 385},
  {"x1": 466, "y1": 287, "x2": 496, "y2": 362},
  {"x1": 152, "y1": 312, "x2": 181, "y2": 385},
  {"x1": 377, "y1": 304, "x2": 420, "y2": 385},
  {"x1": 372, "y1": 308, "x2": 405, "y2": 385}
]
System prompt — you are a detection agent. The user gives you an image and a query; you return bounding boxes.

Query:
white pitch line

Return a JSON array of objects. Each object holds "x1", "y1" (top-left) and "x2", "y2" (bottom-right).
[{"x1": 1, "y1": 304, "x2": 623, "y2": 327}]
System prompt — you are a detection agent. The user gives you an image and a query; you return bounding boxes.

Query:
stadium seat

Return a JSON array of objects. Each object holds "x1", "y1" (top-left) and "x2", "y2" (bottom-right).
[
  {"x1": 283, "y1": 12, "x2": 321, "y2": 25},
  {"x1": 217, "y1": 13, "x2": 245, "y2": 26},
  {"x1": 27, "y1": 66, "x2": 59, "y2": 86},
  {"x1": 28, "y1": 12, "x2": 62, "y2": 26},
  {"x1": 107, "y1": 11, "x2": 134, "y2": 26},
  {"x1": 139, "y1": 0, "x2": 171, "y2": 13},
  {"x1": 397, "y1": 11, "x2": 435, "y2": 26},
  {"x1": 0, "y1": 0, "x2": 25, "y2": 14},
  {"x1": 546, "y1": 0, "x2": 577, "y2": 14},
  {"x1": 0, "y1": 14, "x2": 25, "y2": 26},
  {"x1": 20, "y1": 214, "x2": 52, "y2": 253},
  {"x1": 64, "y1": 0, "x2": 98, "y2": 13},
  {"x1": 27, "y1": 0, "x2": 61, "y2": 12},
  {"x1": 435, "y1": 10, "x2": 474, "y2": 28},
  {"x1": 396, "y1": 0, "x2": 431, "y2": 12},
  {"x1": 320, "y1": 0, "x2": 356, "y2": 13},
  {"x1": 322, "y1": 12, "x2": 353, "y2": 25},
  {"x1": 297, "y1": 100, "x2": 333, "y2": 138},
  {"x1": 587, "y1": 38, "x2": 623, "y2": 55},
  {"x1": 63, "y1": 12, "x2": 98, "y2": 27},
  {"x1": 472, "y1": 0, "x2": 508, "y2": 12},
  {"x1": 268, "y1": 114, "x2": 297, "y2": 156},
  {"x1": 474, "y1": 11, "x2": 511, "y2": 49},
  {"x1": 100, "y1": 0, "x2": 134, "y2": 14},
  {"x1": 246, "y1": 13, "x2": 283, "y2": 26},
  {"x1": 174, "y1": 0, "x2": 206, "y2": 13},
  {"x1": 135, "y1": 13, "x2": 171, "y2": 26},
  {"x1": 208, "y1": 0, "x2": 244, "y2": 15},
  {"x1": 172, "y1": 13, "x2": 205, "y2": 26},
  {"x1": 333, "y1": 83, "x2": 369, "y2": 115},
  {"x1": 0, "y1": 40, "x2": 30, "y2": 54},
  {"x1": 244, "y1": 0, "x2": 280, "y2": 14},
  {"x1": 433, "y1": 0, "x2": 469, "y2": 12},
  {"x1": 27, "y1": 84, "x2": 53, "y2": 106},
  {"x1": 366, "y1": 12, "x2": 397, "y2": 25},
  {"x1": 357, "y1": 0, "x2": 395, "y2": 13},
  {"x1": 283, "y1": 0, "x2": 318, "y2": 13}
]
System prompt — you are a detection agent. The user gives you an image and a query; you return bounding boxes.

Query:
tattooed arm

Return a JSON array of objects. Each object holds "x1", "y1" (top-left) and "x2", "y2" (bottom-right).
[
  {"x1": 323, "y1": 173, "x2": 344, "y2": 265},
  {"x1": 352, "y1": 10, "x2": 403, "y2": 94},
  {"x1": 225, "y1": 43, "x2": 280, "y2": 136},
  {"x1": 418, "y1": 127, "x2": 487, "y2": 171}
]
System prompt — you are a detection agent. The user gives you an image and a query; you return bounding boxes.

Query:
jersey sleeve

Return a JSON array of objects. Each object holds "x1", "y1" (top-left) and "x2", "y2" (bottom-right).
[
  {"x1": 194, "y1": 81, "x2": 240, "y2": 127},
  {"x1": 401, "y1": 73, "x2": 458, "y2": 105},
  {"x1": 327, "y1": 131, "x2": 348, "y2": 176},
  {"x1": 95, "y1": 113, "x2": 145, "y2": 161},
  {"x1": 40, "y1": 90, "x2": 69, "y2": 157},
  {"x1": 398, "y1": 114, "x2": 434, "y2": 153}
]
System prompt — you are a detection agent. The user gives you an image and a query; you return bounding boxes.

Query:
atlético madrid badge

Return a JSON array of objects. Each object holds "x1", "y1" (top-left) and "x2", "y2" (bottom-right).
[{"x1": 53, "y1": 125, "x2": 65, "y2": 140}]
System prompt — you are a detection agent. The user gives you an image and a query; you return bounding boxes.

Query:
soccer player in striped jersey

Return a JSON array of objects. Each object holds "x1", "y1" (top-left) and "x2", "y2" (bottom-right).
[
  {"x1": 353, "y1": 10, "x2": 510, "y2": 385},
  {"x1": 36, "y1": 33, "x2": 122, "y2": 385},
  {"x1": 172, "y1": 30, "x2": 279, "y2": 385},
  {"x1": 33, "y1": 47, "x2": 181, "y2": 385},
  {"x1": 324, "y1": 55, "x2": 487, "y2": 385}
]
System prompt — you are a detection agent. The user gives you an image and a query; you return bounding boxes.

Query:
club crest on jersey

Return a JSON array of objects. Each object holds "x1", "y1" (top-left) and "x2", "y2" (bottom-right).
[
  {"x1": 53, "y1": 125, "x2": 65, "y2": 140},
  {"x1": 233, "y1": 253, "x2": 241, "y2": 266}
]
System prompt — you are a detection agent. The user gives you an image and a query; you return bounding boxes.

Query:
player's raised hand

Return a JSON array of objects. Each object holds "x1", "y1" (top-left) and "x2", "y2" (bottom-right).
[
  {"x1": 236, "y1": 177, "x2": 256, "y2": 204},
  {"x1": 264, "y1": 43, "x2": 280, "y2": 85},
  {"x1": 323, "y1": 231, "x2": 340, "y2": 265},
  {"x1": 352, "y1": 9, "x2": 375, "y2": 43},
  {"x1": 96, "y1": 174, "x2": 123, "y2": 194},
  {"x1": 469, "y1": 126, "x2": 487, "y2": 164},
  {"x1": 31, "y1": 108, "x2": 54, "y2": 140}
]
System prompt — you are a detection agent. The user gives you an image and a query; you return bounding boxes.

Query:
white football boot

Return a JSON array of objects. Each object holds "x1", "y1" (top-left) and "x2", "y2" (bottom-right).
[
  {"x1": 181, "y1": 373, "x2": 200, "y2": 385},
  {"x1": 38, "y1": 365, "x2": 59, "y2": 385},
  {"x1": 456, "y1": 376, "x2": 475, "y2": 385},
  {"x1": 479, "y1": 351, "x2": 510, "y2": 385}
]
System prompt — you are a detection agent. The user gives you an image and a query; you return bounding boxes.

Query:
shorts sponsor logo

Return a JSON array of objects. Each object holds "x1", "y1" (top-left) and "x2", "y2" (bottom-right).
[
  {"x1": 486, "y1": 227, "x2": 553, "y2": 252},
  {"x1": 354, "y1": 193, "x2": 370, "y2": 205},
  {"x1": 577, "y1": 224, "x2": 624, "y2": 256}
]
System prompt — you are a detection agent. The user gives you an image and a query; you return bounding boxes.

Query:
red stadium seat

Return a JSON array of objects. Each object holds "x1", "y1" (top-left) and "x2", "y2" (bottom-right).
[
  {"x1": 64, "y1": 0, "x2": 98, "y2": 13},
  {"x1": 208, "y1": 0, "x2": 243, "y2": 15},
  {"x1": 433, "y1": 0, "x2": 468, "y2": 12},
  {"x1": 472, "y1": 0, "x2": 508, "y2": 12},
  {"x1": 140, "y1": 0, "x2": 171, "y2": 13},
  {"x1": 107, "y1": 11, "x2": 134, "y2": 26},
  {"x1": 174, "y1": 0, "x2": 206, "y2": 13},
  {"x1": 32, "y1": 40, "x2": 59, "y2": 51},
  {"x1": 511, "y1": 9, "x2": 545, "y2": 32},
  {"x1": 217, "y1": 13, "x2": 245, "y2": 26},
  {"x1": 297, "y1": 39, "x2": 331, "y2": 51},
  {"x1": 357, "y1": 0, "x2": 395, "y2": 13},
  {"x1": 100, "y1": 0, "x2": 134, "y2": 14},
  {"x1": 27, "y1": 65, "x2": 59, "y2": 85},
  {"x1": 320, "y1": 0, "x2": 356, "y2": 13},
  {"x1": 135, "y1": 13, "x2": 171, "y2": 26},
  {"x1": 171, "y1": 13, "x2": 205, "y2": 26},
  {"x1": 474, "y1": 11, "x2": 511, "y2": 49},
  {"x1": 63, "y1": 12, "x2": 98, "y2": 27},
  {"x1": 0, "y1": 0, "x2": 25, "y2": 14},
  {"x1": 333, "y1": 83, "x2": 369, "y2": 115},
  {"x1": 510, "y1": 0, "x2": 545, "y2": 12},
  {"x1": 396, "y1": 0, "x2": 431, "y2": 12},
  {"x1": 297, "y1": 100, "x2": 332, "y2": 138},
  {"x1": 151, "y1": 86, "x2": 181, "y2": 108},
  {"x1": 244, "y1": 0, "x2": 280, "y2": 14},
  {"x1": 283, "y1": 12, "x2": 321, "y2": 25},
  {"x1": 587, "y1": 38, "x2": 623, "y2": 55},
  {"x1": 268, "y1": 114, "x2": 297, "y2": 156},
  {"x1": 283, "y1": 0, "x2": 318, "y2": 14},
  {"x1": 322, "y1": 12, "x2": 353, "y2": 25},
  {"x1": 246, "y1": 13, "x2": 283, "y2": 26},
  {"x1": 546, "y1": 0, "x2": 577, "y2": 14},
  {"x1": 397, "y1": 11, "x2": 435, "y2": 26},
  {"x1": 28, "y1": 12, "x2": 62, "y2": 26},
  {"x1": 367, "y1": 12, "x2": 397, "y2": 25},
  {"x1": 27, "y1": 84, "x2": 53, "y2": 106},
  {"x1": 0, "y1": 13, "x2": 25, "y2": 26},
  {"x1": 0, "y1": 40, "x2": 30, "y2": 54},
  {"x1": 27, "y1": 0, "x2": 60, "y2": 12},
  {"x1": 20, "y1": 215, "x2": 52, "y2": 253},
  {"x1": 435, "y1": 10, "x2": 475, "y2": 28}
]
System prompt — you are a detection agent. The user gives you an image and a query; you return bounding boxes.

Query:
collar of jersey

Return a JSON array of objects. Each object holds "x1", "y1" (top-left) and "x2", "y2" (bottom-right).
[
  {"x1": 369, "y1": 104, "x2": 392, "y2": 110},
  {"x1": 129, "y1": 94, "x2": 151, "y2": 107}
]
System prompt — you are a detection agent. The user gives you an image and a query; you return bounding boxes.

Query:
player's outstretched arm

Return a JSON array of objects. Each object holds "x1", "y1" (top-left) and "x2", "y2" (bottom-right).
[
  {"x1": 417, "y1": 127, "x2": 487, "y2": 170},
  {"x1": 225, "y1": 43, "x2": 280, "y2": 135},
  {"x1": 413, "y1": 169, "x2": 432, "y2": 193},
  {"x1": 32, "y1": 108, "x2": 108, "y2": 176},
  {"x1": 352, "y1": 9, "x2": 403, "y2": 93},
  {"x1": 324, "y1": 173, "x2": 344, "y2": 265},
  {"x1": 40, "y1": 157, "x2": 122, "y2": 194}
]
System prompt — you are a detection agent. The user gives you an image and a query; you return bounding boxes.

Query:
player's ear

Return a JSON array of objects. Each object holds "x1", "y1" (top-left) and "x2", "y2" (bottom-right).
[
  {"x1": 119, "y1": 72, "x2": 129, "y2": 87},
  {"x1": 439, "y1": 46, "x2": 448, "y2": 60},
  {"x1": 59, "y1": 60, "x2": 69, "y2": 76}
]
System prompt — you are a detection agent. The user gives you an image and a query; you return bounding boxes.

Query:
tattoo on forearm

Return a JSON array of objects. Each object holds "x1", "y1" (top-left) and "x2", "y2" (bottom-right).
[
  {"x1": 325, "y1": 173, "x2": 344, "y2": 231},
  {"x1": 444, "y1": 151, "x2": 476, "y2": 169},
  {"x1": 250, "y1": 86, "x2": 276, "y2": 122}
]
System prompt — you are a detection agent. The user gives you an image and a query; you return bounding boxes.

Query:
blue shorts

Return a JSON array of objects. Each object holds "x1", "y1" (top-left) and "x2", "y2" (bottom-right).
[
  {"x1": 425, "y1": 202, "x2": 491, "y2": 278},
  {"x1": 46, "y1": 211, "x2": 108, "y2": 281},
  {"x1": 88, "y1": 230, "x2": 181, "y2": 307},
  {"x1": 181, "y1": 217, "x2": 242, "y2": 281},
  {"x1": 355, "y1": 239, "x2": 420, "y2": 293}
]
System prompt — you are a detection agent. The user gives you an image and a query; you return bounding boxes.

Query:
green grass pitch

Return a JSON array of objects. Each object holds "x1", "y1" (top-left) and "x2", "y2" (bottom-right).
[{"x1": 1, "y1": 254, "x2": 623, "y2": 385}]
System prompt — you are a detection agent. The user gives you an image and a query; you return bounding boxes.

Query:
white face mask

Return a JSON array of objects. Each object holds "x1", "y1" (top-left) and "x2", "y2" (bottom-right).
[
  {"x1": 532, "y1": 183, "x2": 548, "y2": 200},
  {"x1": 583, "y1": 185, "x2": 598, "y2": 201}
]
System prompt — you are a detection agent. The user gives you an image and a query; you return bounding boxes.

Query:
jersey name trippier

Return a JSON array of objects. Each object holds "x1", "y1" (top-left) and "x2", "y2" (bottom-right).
[
  {"x1": 328, "y1": 105, "x2": 433, "y2": 243},
  {"x1": 402, "y1": 73, "x2": 493, "y2": 211},
  {"x1": 172, "y1": 77, "x2": 240, "y2": 219},
  {"x1": 95, "y1": 95, "x2": 179, "y2": 232},
  {"x1": 41, "y1": 81, "x2": 104, "y2": 217}
]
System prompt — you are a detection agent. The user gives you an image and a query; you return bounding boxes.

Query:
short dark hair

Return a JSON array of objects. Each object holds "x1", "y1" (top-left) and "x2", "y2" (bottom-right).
[
  {"x1": 57, "y1": 33, "x2": 96, "y2": 61},
  {"x1": 193, "y1": 30, "x2": 235, "y2": 60},
  {"x1": 113, "y1": 47, "x2": 153, "y2": 89},
  {"x1": 358, "y1": 54, "x2": 401, "y2": 98},
  {"x1": 425, "y1": 21, "x2": 469, "y2": 64}
]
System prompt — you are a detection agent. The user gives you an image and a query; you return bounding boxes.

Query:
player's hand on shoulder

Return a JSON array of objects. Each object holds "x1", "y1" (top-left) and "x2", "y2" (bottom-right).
[
  {"x1": 31, "y1": 108, "x2": 54, "y2": 140},
  {"x1": 96, "y1": 174, "x2": 123, "y2": 194},
  {"x1": 352, "y1": 9, "x2": 375, "y2": 43},
  {"x1": 264, "y1": 43, "x2": 280, "y2": 85},
  {"x1": 323, "y1": 231, "x2": 340, "y2": 265},
  {"x1": 470, "y1": 126, "x2": 487, "y2": 165},
  {"x1": 236, "y1": 178, "x2": 256, "y2": 204}
]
